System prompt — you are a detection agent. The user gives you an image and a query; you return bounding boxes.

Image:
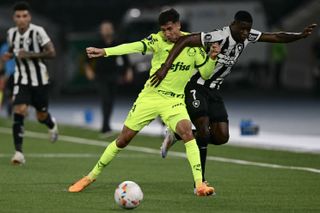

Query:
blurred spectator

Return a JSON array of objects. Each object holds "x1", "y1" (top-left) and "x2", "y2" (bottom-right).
[
  {"x1": 85, "y1": 21, "x2": 133, "y2": 136},
  {"x1": 271, "y1": 41, "x2": 287, "y2": 89},
  {"x1": 0, "y1": 41, "x2": 15, "y2": 116}
]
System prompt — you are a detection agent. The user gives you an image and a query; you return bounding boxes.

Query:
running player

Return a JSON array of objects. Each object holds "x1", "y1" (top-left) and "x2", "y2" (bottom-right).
[
  {"x1": 157, "y1": 11, "x2": 317, "y2": 186},
  {"x1": 3, "y1": 1, "x2": 58, "y2": 165},
  {"x1": 68, "y1": 8, "x2": 220, "y2": 196}
]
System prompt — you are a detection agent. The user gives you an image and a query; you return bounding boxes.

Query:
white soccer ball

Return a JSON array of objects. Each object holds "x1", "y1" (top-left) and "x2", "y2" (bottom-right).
[{"x1": 114, "y1": 181, "x2": 143, "y2": 209}]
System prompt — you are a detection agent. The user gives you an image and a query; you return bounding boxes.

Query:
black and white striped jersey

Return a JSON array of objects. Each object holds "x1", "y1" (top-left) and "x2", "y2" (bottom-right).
[
  {"x1": 190, "y1": 26, "x2": 262, "y2": 90},
  {"x1": 7, "y1": 23, "x2": 51, "y2": 86}
]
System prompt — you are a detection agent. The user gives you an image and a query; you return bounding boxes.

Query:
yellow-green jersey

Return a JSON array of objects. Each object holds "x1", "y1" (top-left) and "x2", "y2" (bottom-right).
[{"x1": 105, "y1": 31, "x2": 216, "y2": 96}]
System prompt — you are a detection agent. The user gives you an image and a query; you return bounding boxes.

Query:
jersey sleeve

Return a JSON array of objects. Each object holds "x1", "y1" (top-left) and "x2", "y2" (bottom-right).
[
  {"x1": 104, "y1": 41, "x2": 145, "y2": 56},
  {"x1": 247, "y1": 29, "x2": 262, "y2": 43},
  {"x1": 6, "y1": 29, "x2": 14, "y2": 49},
  {"x1": 37, "y1": 27, "x2": 51, "y2": 47},
  {"x1": 200, "y1": 30, "x2": 224, "y2": 49},
  {"x1": 140, "y1": 33, "x2": 159, "y2": 54}
]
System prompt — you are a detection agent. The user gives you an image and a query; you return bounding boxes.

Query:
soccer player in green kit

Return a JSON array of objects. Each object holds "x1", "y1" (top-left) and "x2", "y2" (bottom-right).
[{"x1": 68, "y1": 9, "x2": 220, "y2": 196}]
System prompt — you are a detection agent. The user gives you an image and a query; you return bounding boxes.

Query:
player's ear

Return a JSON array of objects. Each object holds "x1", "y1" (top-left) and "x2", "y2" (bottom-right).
[{"x1": 176, "y1": 21, "x2": 181, "y2": 30}]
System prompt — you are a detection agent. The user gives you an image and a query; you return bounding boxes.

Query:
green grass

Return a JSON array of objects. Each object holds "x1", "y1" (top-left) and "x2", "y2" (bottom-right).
[{"x1": 0, "y1": 117, "x2": 319, "y2": 212}]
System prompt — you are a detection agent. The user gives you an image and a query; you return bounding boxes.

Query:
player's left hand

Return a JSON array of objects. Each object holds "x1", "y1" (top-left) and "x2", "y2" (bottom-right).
[
  {"x1": 301, "y1": 23, "x2": 317, "y2": 38},
  {"x1": 149, "y1": 63, "x2": 171, "y2": 87},
  {"x1": 17, "y1": 49, "x2": 30, "y2": 59}
]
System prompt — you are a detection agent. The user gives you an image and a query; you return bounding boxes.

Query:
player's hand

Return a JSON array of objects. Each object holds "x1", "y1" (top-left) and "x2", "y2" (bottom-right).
[
  {"x1": 209, "y1": 42, "x2": 221, "y2": 60},
  {"x1": 17, "y1": 49, "x2": 30, "y2": 59},
  {"x1": 1, "y1": 52, "x2": 13, "y2": 61},
  {"x1": 86, "y1": 47, "x2": 106, "y2": 58},
  {"x1": 149, "y1": 64, "x2": 171, "y2": 87},
  {"x1": 301, "y1": 23, "x2": 317, "y2": 38}
]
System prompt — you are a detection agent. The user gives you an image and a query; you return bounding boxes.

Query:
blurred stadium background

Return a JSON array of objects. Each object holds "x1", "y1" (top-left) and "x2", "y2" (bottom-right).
[
  {"x1": 1, "y1": 0, "x2": 320, "y2": 151},
  {"x1": 0, "y1": 1, "x2": 320, "y2": 212}
]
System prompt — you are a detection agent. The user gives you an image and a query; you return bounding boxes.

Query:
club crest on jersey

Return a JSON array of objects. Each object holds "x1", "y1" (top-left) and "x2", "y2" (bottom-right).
[
  {"x1": 187, "y1": 47, "x2": 196, "y2": 56},
  {"x1": 25, "y1": 38, "x2": 32, "y2": 45},
  {"x1": 192, "y1": 100, "x2": 200, "y2": 108},
  {"x1": 237, "y1": 43, "x2": 244, "y2": 51}
]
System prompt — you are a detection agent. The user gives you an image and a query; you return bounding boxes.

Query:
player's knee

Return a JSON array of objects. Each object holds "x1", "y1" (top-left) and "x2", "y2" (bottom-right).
[
  {"x1": 116, "y1": 132, "x2": 133, "y2": 148},
  {"x1": 179, "y1": 129, "x2": 194, "y2": 142},
  {"x1": 116, "y1": 137, "x2": 130, "y2": 148},
  {"x1": 211, "y1": 132, "x2": 229, "y2": 145},
  {"x1": 14, "y1": 105, "x2": 27, "y2": 115},
  {"x1": 197, "y1": 126, "x2": 210, "y2": 139}
]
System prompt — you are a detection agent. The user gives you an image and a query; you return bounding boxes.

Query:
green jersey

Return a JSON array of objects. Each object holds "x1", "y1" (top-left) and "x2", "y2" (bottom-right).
[{"x1": 105, "y1": 31, "x2": 216, "y2": 95}]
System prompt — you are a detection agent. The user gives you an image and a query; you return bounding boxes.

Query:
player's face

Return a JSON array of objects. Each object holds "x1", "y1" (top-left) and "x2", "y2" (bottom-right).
[
  {"x1": 231, "y1": 21, "x2": 252, "y2": 42},
  {"x1": 100, "y1": 22, "x2": 114, "y2": 42},
  {"x1": 160, "y1": 21, "x2": 181, "y2": 43},
  {"x1": 13, "y1": 10, "x2": 31, "y2": 32}
]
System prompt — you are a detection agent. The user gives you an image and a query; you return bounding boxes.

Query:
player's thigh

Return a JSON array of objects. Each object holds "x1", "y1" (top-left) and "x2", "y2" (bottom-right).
[
  {"x1": 31, "y1": 85, "x2": 49, "y2": 112},
  {"x1": 12, "y1": 85, "x2": 31, "y2": 112},
  {"x1": 207, "y1": 97, "x2": 229, "y2": 143},
  {"x1": 160, "y1": 98, "x2": 191, "y2": 133},
  {"x1": 207, "y1": 93, "x2": 228, "y2": 124},
  {"x1": 124, "y1": 96, "x2": 158, "y2": 132},
  {"x1": 192, "y1": 116, "x2": 210, "y2": 137},
  {"x1": 185, "y1": 83, "x2": 209, "y2": 122}
]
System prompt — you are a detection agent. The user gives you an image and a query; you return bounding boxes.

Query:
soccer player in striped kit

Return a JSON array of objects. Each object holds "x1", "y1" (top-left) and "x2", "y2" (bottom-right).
[
  {"x1": 156, "y1": 11, "x2": 317, "y2": 192},
  {"x1": 2, "y1": 1, "x2": 58, "y2": 165}
]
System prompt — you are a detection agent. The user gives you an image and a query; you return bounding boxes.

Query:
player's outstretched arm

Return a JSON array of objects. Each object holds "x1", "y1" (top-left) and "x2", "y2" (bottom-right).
[
  {"x1": 150, "y1": 33, "x2": 202, "y2": 87},
  {"x1": 87, "y1": 42, "x2": 146, "y2": 59},
  {"x1": 258, "y1": 23, "x2": 317, "y2": 43}
]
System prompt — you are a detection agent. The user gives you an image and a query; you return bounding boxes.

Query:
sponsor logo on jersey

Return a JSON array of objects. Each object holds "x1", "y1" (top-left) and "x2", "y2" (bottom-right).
[
  {"x1": 170, "y1": 62, "x2": 191, "y2": 71},
  {"x1": 217, "y1": 54, "x2": 237, "y2": 67},
  {"x1": 172, "y1": 102, "x2": 184, "y2": 108}
]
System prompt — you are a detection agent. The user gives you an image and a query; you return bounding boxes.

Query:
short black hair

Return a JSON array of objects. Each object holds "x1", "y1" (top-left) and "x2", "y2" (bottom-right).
[
  {"x1": 158, "y1": 8, "x2": 180, "y2": 26},
  {"x1": 13, "y1": 1, "x2": 31, "y2": 12},
  {"x1": 234, "y1": 11, "x2": 252, "y2": 23}
]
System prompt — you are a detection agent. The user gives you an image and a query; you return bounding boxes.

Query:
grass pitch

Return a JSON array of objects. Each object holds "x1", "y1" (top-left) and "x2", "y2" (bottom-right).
[{"x1": 0, "y1": 117, "x2": 319, "y2": 212}]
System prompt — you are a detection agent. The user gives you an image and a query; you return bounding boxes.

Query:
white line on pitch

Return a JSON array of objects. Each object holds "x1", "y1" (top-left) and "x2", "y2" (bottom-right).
[
  {"x1": 0, "y1": 127, "x2": 319, "y2": 174},
  {"x1": 0, "y1": 153, "x2": 151, "y2": 158}
]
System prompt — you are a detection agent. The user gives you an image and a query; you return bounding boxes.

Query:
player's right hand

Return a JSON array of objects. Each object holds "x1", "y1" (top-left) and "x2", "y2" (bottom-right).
[
  {"x1": 301, "y1": 23, "x2": 317, "y2": 38},
  {"x1": 149, "y1": 63, "x2": 171, "y2": 87},
  {"x1": 1, "y1": 52, "x2": 13, "y2": 61},
  {"x1": 86, "y1": 47, "x2": 106, "y2": 58},
  {"x1": 209, "y1": 43, "x2": 221, "y2": 60}
]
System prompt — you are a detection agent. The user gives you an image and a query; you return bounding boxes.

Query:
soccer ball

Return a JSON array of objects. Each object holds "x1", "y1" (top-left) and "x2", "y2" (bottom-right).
[{"x1": 114, "y1": 181, "x2": 143, "y2": 209}]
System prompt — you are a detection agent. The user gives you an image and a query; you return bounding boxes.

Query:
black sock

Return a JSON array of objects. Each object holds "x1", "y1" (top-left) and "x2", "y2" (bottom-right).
[
  {"x1": 39, "y1": 113, "x2": 54, "y2": 129},
  {"x1": 196, "y1": 135, "x2": 210, "y2": 182},
  {"x1": 13, "y1": 113, "x2": 24, "y2": 152},
  {"x1": 174, "y1": 129, "x2": 197, "y2": 140}
]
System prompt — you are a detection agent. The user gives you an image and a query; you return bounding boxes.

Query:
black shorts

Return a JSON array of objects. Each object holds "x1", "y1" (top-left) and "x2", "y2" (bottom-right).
[
  {"x1": 184, "y1": 82, "x2": 228, "y2": 123},
  {"x1": 12, "y1": 84, "x2": 49, "y2": 112}
]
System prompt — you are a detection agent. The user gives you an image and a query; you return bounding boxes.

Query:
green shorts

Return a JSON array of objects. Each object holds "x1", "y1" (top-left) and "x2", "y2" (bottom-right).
[{"x1": 124, "y1": 88, "x2": 190, "y2": 132}]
